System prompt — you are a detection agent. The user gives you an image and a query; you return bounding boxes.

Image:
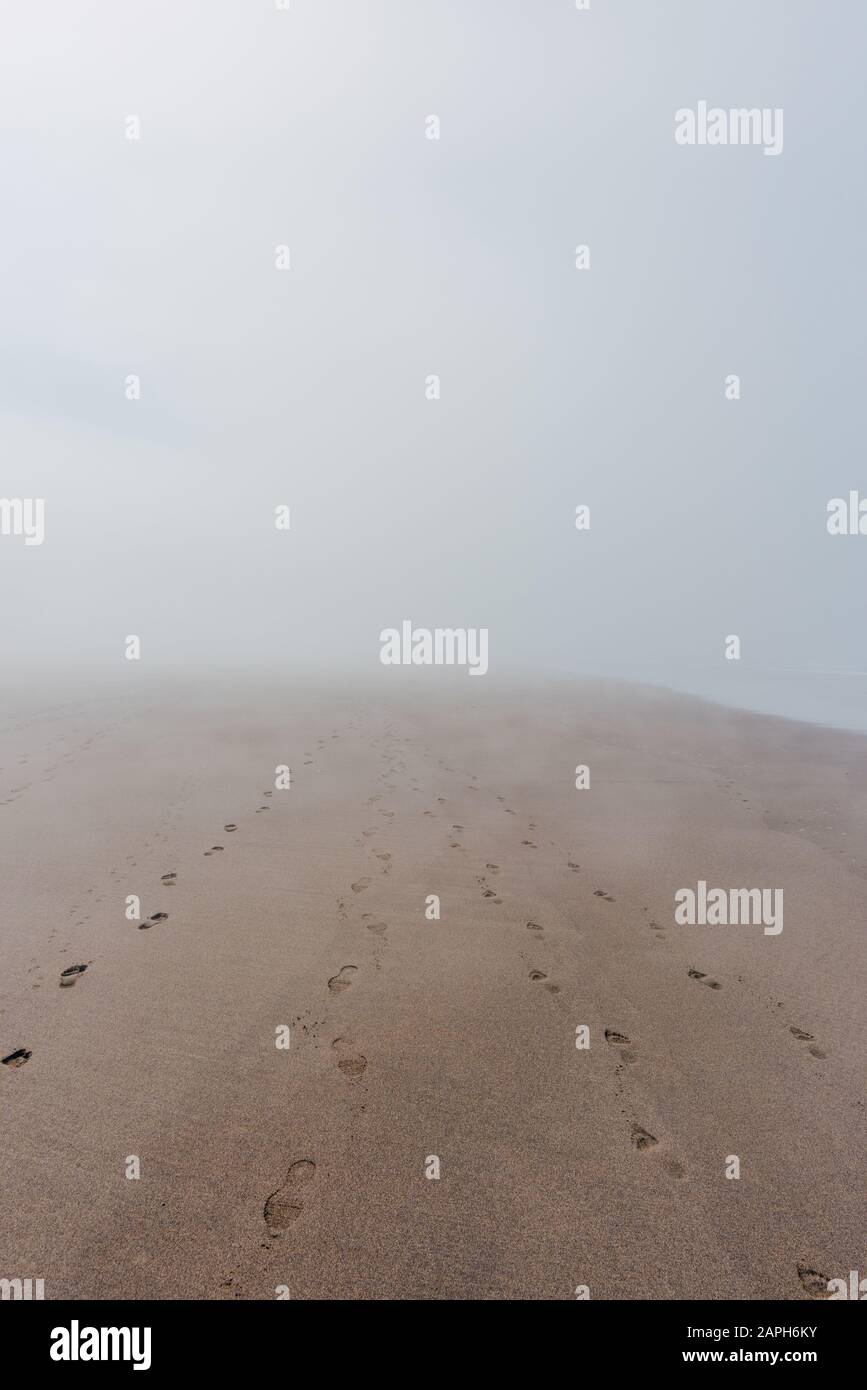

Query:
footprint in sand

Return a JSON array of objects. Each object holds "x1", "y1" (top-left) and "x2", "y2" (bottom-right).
[
  {"x1": 2, "y1": 1048, "x2": 32, "y2": 1068},
  {"x1": 630, "y1": 1124, "x2": 659, "y2": 1151},
  {"x1": 256, "y1": 806, "x2": 270, "y2": 813},
  {"x1": 526, "y1": 921, "x2": 544, "y2": 936},
  {"x1": 364, "y1": 918, "x2": 388, "y2": 936},
  {"x1": 790, "y1": 1026, "x2": 827, "y2": 1059},
  {"x1": 374, "y1": 851, "x2": 391, "y2": 863},
  {"x1": 593, "y1": 889, "x2": 615, "y2": 902},
  {"x1": 529, "y1": 969, "x2": 560, "y2": 994},
  {"x1": 331, "y1": 1036, "x2": 367, "y2": 1078},
  {"x1": 224, "y1": 824, "x2": 237, "y2": 833},
  {"x1": 796, "y1": 1263, "x2": 833, "y2": 1298},
  {"x1": 351, "y1": 878, "x2": 371, "y2": 894},
  {"x1": 203, "y1": 846, "x2": 224, "y2": 856},
  {"x1": 60, "y1": 964, "x2": 89, "y2": 988},
  {"x1": 327, "y1": 965, "x2": 358, "y2": 994},
  {"x1": 567, "y1": 861, "x2": 580, "y2": 872},
  {"x1": 161, "y1": 872, "x2": 177, "y2": 885},
  {"x1": 263, "y1": 791, "x2": 273, "y2": 797},
  {"x1": 486, "y1": 863, "x2": 500, "y2": 873},
  {"x1": 263, "y1": 1159, "x2": 316, "y2": 1232},
  {"x1": 605, "y1": 1027, "x2": 636, "y2": 1064},
  {"x1": 139, "y1": 911, "x2": 169, "y2": 930},
  {"x1": 521, "y1": 840, "x2": 537, "y2": 849},
  {"x1": 688, "y1": 968, "x2": 721, "y2": 990}
]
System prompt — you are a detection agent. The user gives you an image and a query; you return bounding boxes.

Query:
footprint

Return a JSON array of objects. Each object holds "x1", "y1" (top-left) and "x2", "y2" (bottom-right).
[
  {"x1": 2, "y1": 1048, "x2": 32, "y2": 1068},
  {"x1": 374, "y1": 851, "x2": 391, "y2": 862},
  {"x1": 327, "y1": 965, "x2": 358, "y2": 994},
  {"x1": 482, "y1": 889, "x2": 496, "y2": 899},
  {"x1": 331, "y1": 1036, "x2": 367, "y2": 1078},
  {"x1": 60, "y1": 964, "x2": 88, "y2": 987},
  {"x1": 796, "y1": 1263, "x2": 832, "y2": 1299},
  {"x1": 263, "y1": 1159, "x2": 316, "y2": 1232},
  {"x1": 605, "y1": 1027, "x2": 636, "y2": 1063},
  {"x1": 161, "y1": 873, "x2": 177, "y2": 885},
  {"x1": 365, "y1": 921, "x2": 388, "y2": 936},
  {"x1": 224, "y1": 824, "x2": 237, "y2": 833},
  {"x1": 593, "y1": 889, "x2": 615, "y2": 902},
  {"x1": 526, "y1": 921, "x2": 544, "y2": 934},
  {"x1": 139, "y1": 911, "x2": 169, "y2": 930},
  {"x1": 631, "y1": 1124, "x2": 659, "y2": 1151},
  {"x1": 351, "y1": 878, "x2": 371, "y2": 894},
  {"x1": 529, "y1": 969, "x2": 560, "y2": 993},
  {"x1": 688, "y1": 968, "x2": 721, "y2": 990},
  {"x1": 789, "y1": 1028, "x2": 828, "y2": 1059},
  {"x1": 567, "y1": 861, "x2": 580, "y2": 872},
  {"x1": 521, "y1": 840, "x2": 537, "y2": 849},
  {"x1": 486, "y1": 863, "x2": 500, "y2": 873}
]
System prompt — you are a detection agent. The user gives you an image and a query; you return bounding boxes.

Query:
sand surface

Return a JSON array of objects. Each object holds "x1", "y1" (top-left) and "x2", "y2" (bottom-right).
[{"x1": 1, "y1": 678, "x2": 865, "y2": 1300}]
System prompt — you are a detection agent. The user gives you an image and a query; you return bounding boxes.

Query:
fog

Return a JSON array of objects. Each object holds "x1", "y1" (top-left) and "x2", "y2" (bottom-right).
[{"x1": 1, "y1": 1, "x2": 865, "y2": 726}]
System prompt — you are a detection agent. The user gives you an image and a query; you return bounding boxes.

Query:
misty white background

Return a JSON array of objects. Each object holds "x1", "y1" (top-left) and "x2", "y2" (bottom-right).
[{"x1": 1, "y1": 1, "x2": 865, "y2": 725}]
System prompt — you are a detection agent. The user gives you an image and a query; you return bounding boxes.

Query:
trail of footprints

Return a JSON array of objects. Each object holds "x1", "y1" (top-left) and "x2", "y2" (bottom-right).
[
  {"x1": 5, "y1": 783, "x2": 286, "y2": 1069},
  {"x1": 4, "y1": 727, "x2": 839, "y2": 1295}
]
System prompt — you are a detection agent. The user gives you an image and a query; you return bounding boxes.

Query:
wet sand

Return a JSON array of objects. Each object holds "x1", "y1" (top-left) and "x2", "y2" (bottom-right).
[{"x1": 1, "y1": 678, "x2": 865, "y2": 1299}]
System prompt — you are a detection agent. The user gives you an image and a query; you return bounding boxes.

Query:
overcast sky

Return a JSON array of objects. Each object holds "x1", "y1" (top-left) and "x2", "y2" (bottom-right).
[{"x1": 1, "y1": 2, "x2": 865, "y2": 723}]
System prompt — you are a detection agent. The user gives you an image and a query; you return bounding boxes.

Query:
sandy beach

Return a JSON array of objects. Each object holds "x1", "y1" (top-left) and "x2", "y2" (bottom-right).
[{"x1": 1, "y1": 678, "x2": 865, "y2": 1300}]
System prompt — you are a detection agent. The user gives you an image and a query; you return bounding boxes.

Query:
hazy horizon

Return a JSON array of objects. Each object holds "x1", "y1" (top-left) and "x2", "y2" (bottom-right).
[{"x1": 2, "y1": 1, "x2": 865, "y2": 731}]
